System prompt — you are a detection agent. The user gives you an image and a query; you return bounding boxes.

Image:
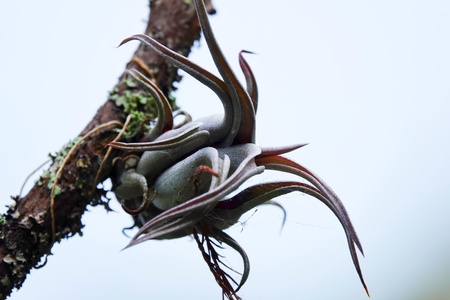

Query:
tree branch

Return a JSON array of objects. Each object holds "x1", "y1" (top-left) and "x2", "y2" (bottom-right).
[{"x1": 0, "y1": 0, "x2": 214, "y2": 298}]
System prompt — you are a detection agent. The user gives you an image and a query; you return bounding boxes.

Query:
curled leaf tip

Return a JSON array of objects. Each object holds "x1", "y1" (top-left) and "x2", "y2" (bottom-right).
[{"x1": 111, "y1": 0, "x2": 368, "y2": 297}]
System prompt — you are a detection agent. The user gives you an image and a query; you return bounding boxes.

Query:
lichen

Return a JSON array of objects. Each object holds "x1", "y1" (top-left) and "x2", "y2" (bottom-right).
[
  {"x1": 36, "y1": 137, "x2": 82, "y2": 196},
  {"x1": 10, "y1": 211, "x2": 20, "y2": 219},
  {"x1": 32, "y1": 212, "x2": 46, "y2": 225},
  {"x1": 109, "y1": 77, "x2": 178, "y2": 139},
  {"x1": 110, "y1": 88, "x2": 155, "y2": 139},
  {"x1": 14, "y1": 252, "x2": 26, "y2": 263},
  {"x1": 76, "y1": 158, "x2": 89, "y2": 168},
  {"x1": 2, "y1": 255, "x2": 14, "y2": 265},
  {"x1": 0, "y1": 275, "x2": 10, "y2": 286},
  {"x1": 18, "y1": 217, "x2": 33, "y2": 230}
]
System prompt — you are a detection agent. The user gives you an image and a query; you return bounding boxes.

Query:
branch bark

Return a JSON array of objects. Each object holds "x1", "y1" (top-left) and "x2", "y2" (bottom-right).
[{"x1": 0, "y1": 0, "x2": 214, "y2": 298}]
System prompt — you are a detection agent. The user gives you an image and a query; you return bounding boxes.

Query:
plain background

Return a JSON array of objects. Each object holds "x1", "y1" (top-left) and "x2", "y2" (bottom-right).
[{"x1": 1, "y1": 0, "x2": 450, "y2": 299}]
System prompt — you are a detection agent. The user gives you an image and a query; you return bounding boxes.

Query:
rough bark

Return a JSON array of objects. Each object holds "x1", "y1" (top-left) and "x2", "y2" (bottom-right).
[{"x1": 0, "y1": 0, "x2": 214, "y2": 298}]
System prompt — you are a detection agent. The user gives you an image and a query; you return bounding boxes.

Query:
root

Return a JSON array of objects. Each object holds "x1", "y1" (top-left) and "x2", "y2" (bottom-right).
[{"x1": 50, "y1": 120, "x2": 123, "y2": 245}]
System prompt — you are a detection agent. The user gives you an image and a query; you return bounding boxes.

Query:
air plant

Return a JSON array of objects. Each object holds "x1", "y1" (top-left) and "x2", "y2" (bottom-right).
[{"x1": 108, "y1": 0, "x2": 368, "y2": 298}]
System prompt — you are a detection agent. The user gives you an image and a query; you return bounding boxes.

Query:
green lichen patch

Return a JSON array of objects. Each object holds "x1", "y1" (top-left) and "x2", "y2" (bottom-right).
[
  {"x1": 109, "y1": 77, "x2": 178, "y2": 139},
  {"x1": 110, "y1": 87, "x2": 155, "y2": 139},
  {"x1": 36, "y1": 137, "x2": 82, "y2": 196}
]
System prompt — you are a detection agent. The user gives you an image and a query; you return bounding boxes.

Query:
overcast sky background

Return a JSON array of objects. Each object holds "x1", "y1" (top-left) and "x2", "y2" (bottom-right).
[{"x1": 1, "y1": 0, "x2": 450, "y2": 299}]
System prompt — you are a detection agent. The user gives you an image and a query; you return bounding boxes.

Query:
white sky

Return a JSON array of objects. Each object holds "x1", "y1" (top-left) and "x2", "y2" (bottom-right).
[{"x1": 1, "y1": 0, "x2": 450, "y2": 299}]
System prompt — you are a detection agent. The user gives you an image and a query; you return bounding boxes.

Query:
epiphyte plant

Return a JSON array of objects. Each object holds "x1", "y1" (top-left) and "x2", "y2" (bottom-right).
[{"x1": 109, "y1": 0, "x2": 369, "y2": 298}]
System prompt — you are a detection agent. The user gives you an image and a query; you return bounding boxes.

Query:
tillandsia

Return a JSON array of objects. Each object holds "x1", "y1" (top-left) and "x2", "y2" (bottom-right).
[{"x1": 108, "y1": 0, "x2": 369, "y2": 298}]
